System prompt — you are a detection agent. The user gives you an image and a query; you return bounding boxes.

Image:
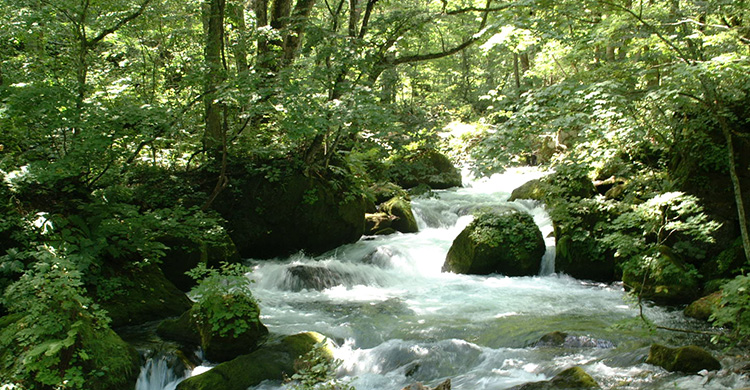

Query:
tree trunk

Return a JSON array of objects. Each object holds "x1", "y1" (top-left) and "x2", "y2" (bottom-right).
[
  {"x1": 203, "y1": 0, "x2": 226, "y2": 158},
  {"x1": 227, "y1": 2, "x2": 249, "y2": 73}
]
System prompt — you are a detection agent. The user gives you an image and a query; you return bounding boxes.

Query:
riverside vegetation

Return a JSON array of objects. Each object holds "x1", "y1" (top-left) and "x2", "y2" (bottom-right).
[{"x1": 1, "y1": 0, "x2": 749, "y2": 388}]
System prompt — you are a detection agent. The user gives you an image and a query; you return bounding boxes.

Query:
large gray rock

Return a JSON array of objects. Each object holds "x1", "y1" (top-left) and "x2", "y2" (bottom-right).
[{"x1": 442, "y1": 211, "x2": 545, "y2": 276}]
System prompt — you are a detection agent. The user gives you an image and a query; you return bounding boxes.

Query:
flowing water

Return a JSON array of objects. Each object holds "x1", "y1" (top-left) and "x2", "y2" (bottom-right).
[{"x1": 136, "y1": 168, "x2": 749, "y2": 390}]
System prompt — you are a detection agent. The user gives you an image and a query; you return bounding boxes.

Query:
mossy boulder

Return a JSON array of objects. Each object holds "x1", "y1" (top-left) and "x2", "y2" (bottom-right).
[
  {"x1": 158, "y1": 299, "x2": 268, "y2": 363},
  {"x1": 158, "y1": 231, "x2": 241, "y2": 291},
  {"x1": 157, "y1": 309, "x2": 201, "y2": 347},
  {"x1": 646, "y1": 344, "x2": 721, "y2": 373},
  {"x1": 509, "y1": 179, "x2": 548, "y2": 202},
  {"x1": 176, "y1": 332, "x2": 331, "y2": 390},
  {"x1": 510, "y1": 366, "x2": 601, "y2": 389},
  {"x1": 380, "y1": 196, "x2": 419, "y2": 233},
  {"x1": 0, "y1": 315, "x2": 140, "y2": 390},
  {"x1": 442, "y1": 211, "x2": 545, "y2": 276},
  {"x1": 212, "y1": 163, "x2": 367, "y2": 259},
  {"x1": 387, "y1": 149, "x2": 462, "y2": 189},
  {"x1": 96, "y1": 263, "x2": 192, "y2": 328},
  {"x1": 684, "y1": 291, "x2": 722, "y2": 321}
]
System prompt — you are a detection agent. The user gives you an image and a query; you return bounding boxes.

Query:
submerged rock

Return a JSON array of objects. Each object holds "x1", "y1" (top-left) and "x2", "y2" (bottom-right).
[
  {"x1": 401, "y1": 379, "x2": 451, "y2": 390},
  {"x1": 442, "y1": 211, "x2": 545, "y2": 276},
  {"x1": 534, "y1": 332, "x2": 614, "y2": 349},
  {"x1": 510, "y1": 366, "x2": 601, "y2": 389},
  {"x1": 646, "y1": 344, "x2": 721, "y2": 373},
  {"x1": 176, "y1": 332, "x2": 331, "y2": 390},
  {"x1": 285, "y1": 265, "x2": 348, "y2": 291}
]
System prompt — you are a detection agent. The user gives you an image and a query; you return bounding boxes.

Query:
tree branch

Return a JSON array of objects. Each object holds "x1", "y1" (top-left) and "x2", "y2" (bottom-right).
[{"x1": 87, "y1": 0, "x2": 153, "y2": 47}]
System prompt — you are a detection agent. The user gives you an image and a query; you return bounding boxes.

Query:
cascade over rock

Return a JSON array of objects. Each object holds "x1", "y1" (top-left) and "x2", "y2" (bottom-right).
[
  {"x1": 442, "y1": 211, "x2": 545, "y2": 276},
  {"x1": 176, "y1": 332, "x2": 331, "y2": 390},
  {"x1": 211, "y1": 163, "x2": 367, "y2": 259}
]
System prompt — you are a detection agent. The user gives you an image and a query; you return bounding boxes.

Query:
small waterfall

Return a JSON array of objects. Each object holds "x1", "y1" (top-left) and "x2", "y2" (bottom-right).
[{"x1": 135, "y1": 354, "x2": 190, "y2": 390}]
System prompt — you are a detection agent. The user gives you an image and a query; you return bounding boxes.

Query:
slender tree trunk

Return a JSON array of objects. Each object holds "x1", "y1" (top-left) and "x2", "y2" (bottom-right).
[
  {"x1": 203, "y1": 0, "x2": 226, "y2": 158},
  {"x1": 513, "y1": 53, "x2": 521, "y2": 94},
  {"x1": 717, "y1": 113, "x2": 750, "y2": 263},
  {"x1": 228, "y1": 2, "x2": 249, "y2": 73}
]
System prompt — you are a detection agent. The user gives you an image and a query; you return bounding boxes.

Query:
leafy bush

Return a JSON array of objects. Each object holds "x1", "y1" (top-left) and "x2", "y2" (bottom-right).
[
  {"x1": 0, "y1": 253, "x2": 110, "y2": 388},
  {"x1": 186, "y1": 262, "x2": 260, "y2": 338},
  {"x1": 289, "y1": 342, "x2": 353, "y2": 390},
  {"x1": 602, "y1": 192, "x2": 720, "y2": 302},
  {"x1": 711, "y1": 275, "x2": 750, "y2": 344}
]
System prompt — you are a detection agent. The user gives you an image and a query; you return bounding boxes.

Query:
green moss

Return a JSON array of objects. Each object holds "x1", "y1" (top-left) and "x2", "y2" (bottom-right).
[
  {"x1": 97, "y1": 263, "x2": 192, "y2": 328},
  {"x1": 81, "y1": 324, "x2": 141, "y2": 390},
  {"x1": 176, "y1": 332, "x2": 330, "y2": 390},
  {"x1": 646, "y1": 344, "x2": 721, "y2": 373},
  {"x1": 509, "y1": 179, "x2": 549, "y2": 202},
  {"x1": 684, "y1": 292, "x2": 722, "y2": 322},
  {"x1": 443, "y1": 211, "x2": 545, "y2": 276},
  {"x1": 381, "y1": 197, "x2": 419, "y2": 233},
  {"x1": 511, "y1": 366, "x2": 601, "y2": 389}
]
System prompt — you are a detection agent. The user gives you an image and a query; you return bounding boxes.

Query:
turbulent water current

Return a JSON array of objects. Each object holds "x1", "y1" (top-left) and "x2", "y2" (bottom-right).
[{"x1": 136, "y1": 168, "x2": 749, "y2": 390}]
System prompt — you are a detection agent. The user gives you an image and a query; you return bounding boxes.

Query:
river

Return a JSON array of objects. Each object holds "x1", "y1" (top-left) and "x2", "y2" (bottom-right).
[{"x1": 136, "y1": 168, "x2": 749, "y2": 390}]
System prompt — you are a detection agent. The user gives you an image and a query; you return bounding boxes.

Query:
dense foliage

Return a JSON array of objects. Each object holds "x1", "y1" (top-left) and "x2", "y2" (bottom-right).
[{"x1": 0, "y1": 0, "x2": 749, "y2": 385}]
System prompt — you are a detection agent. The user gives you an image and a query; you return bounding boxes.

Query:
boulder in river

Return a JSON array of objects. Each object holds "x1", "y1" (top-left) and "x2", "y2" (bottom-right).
[
  {"x1": 442, "y1": 211, "x2": 545, "y2": 276},
  {"x1": 380, "y1": 196, "x2": 419, "y2": 234},
  {"x1": 157, "y1": 295, "x2": 268, "y2": 363},
  {"x1": 509, "y1": 178, "x2": 548, "y2": 202},
  {"x1": 509, "y1": 366, "x2": 601, "y2": 389},
  {"x1": 646, "y1": 344, "x2": 721, "y2": 373},
  {"x1": 684, "y1": 291, "x2": 722, "y2": 322},
  {"x1": 284, "y1": 265, "x2": 349, "y2": 291},
  {"x1": 176, "y1": 332, "x2": 331, "y2": 390}
]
